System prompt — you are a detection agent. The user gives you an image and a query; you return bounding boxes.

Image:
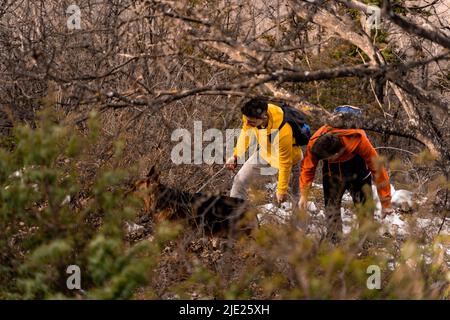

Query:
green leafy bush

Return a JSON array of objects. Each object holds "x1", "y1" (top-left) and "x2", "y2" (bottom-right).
[{"x1": 0, "y1": 108, "x2": 171, "y2": 299}]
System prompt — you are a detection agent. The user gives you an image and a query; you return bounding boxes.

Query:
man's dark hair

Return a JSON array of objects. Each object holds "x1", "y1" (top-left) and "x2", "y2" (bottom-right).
[
  {"x1": 311, "y1": 133, "x2": 343, "y2": 160},
  {"x1": 241, "y1": 98, "x2": 268, "y2": 118}
]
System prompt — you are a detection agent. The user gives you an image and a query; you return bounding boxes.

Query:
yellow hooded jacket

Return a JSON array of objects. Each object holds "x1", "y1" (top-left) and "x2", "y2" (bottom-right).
[{"x1": 233, "y1": 103, "x2": 303, "y2": 195}]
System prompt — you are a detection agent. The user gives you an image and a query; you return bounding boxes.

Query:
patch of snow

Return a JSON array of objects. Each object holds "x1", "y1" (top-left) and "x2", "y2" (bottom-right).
[
  {"x1": 391, "y1": 189, "x2": 414, "y2": 209},
  {"x1": 342, "y1": 192, "x2": 352, "y2": 202},
  {"x1": 341, "y1": 208, "x2": 358, "y2": 234},
  {"x1": 342, "y1": 224, "x2": 352, "y2": 235},
  {"x1": 307, "y1": 201, "x2": 317, "y2": 213},
  {"x1": 373, "y1": 184, "x2": 415, "y2": 218},
  {"x1": 416, "y1": 218, "x2": 432, "y2": 229},
  {"x1": 260, "y1": 181, "x2": 442, "y2": 240},
  {"x1": 61, "y1": 195, "x2": 71, "y2": 206},
  {"x1": 278, "y1": 201, "x2": 292, "y2": 212},
  {"x1": 125, "y1": 221, "x2": 144, "y2": 235},
  {"x1": 372, "y1": 185, "x2": 380, "y2": 202},
  {"x1": 257, "y1": 200, "x2": 320, "y2": 225},
  {"x1": 307, "y1": 223, "x2": 323, "y2": 235},
  {"x1": 417, "y1": 196, "x2": 428, "y2": 205},
  {"x1": 11, "y1": 170, "x2": 23, "y2": 178},
  {"x1": 382, "y1": 211, "x2": 407, "y2": 236},
  {"x1": 257, "y1": 202, "x2": 292, "y2": 224},
  {"x1": 372, "y1": 185, "x2": 383, "y2": 220},
  {"x1": 317, "y1": 210, "x2": 325, "y2": 219},
  {"x1": 387, "y1": 261, "x2": 396, "y2": 271},
  {"x1": 423, "y1": 254, "x2": 433, "y2": 265},
  {"x1": 265, "y1": 182, "x2": 277, "y2": 192}
]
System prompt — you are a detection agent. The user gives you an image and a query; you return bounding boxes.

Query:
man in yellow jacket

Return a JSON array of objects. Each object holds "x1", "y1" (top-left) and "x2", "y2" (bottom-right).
[{"x1": 226, "y1": 98, "x2": 303, "y2": 203}]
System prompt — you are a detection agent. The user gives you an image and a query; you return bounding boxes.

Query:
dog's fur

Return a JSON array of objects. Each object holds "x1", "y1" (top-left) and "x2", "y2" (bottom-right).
[{"x1": 133, "y1": 166, "x2": 255, "y2": 237}]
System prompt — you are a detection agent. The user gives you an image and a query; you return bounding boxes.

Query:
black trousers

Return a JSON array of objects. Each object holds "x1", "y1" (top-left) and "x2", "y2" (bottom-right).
[{"x1": 322, "y1": 154, "x2": 373, "y2": 241}]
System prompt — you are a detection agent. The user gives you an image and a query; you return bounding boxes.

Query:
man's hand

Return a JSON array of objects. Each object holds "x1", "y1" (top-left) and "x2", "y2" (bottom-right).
[
  {"x1": 225, "y1": 155, "x2": 237, "y2": 171},
  {"x1": 298, "y1": 195, "x2": 308, "y2": 211},
  {"x1": 381, "y1": 207, "x2": 394, "y2": 219},
  {"x1": 276, "y1": 193, "x2": 287, "y2": 204}
]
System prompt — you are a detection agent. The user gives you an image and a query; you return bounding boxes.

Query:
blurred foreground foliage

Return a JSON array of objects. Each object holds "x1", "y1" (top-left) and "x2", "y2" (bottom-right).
[
  {"x1": 162, "y1": 220, "x2": 449, "y2": 300},
  {"x1": 0, "y1": 108, "x2": 176, "y2": 299}
]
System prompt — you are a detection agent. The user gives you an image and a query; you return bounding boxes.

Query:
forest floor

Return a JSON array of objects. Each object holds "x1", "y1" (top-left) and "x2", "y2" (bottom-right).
[{"x1": 129, "y1": 180, "x2": 449, "y2": 299}]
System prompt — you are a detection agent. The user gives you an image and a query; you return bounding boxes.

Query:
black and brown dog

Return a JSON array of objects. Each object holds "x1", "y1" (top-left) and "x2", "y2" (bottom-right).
[{"x1": 133, "y1": 166, "x2": 256, "y2": 237}]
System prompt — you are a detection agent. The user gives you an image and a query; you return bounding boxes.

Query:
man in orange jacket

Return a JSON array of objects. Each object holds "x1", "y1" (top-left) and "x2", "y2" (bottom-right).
[{"x1": 298, "y1": 125, "x2": 392, "y2": 242}]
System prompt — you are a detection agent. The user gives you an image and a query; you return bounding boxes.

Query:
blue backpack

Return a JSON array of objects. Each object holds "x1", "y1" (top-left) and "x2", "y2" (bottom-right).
[{"x1": 333, "y1": 105, "x2": 363, "y2": 115}]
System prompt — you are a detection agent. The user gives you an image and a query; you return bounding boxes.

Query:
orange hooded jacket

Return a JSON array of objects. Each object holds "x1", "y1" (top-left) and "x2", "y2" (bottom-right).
[{"x1": 300, "y1": 125, "x2": 391, "y2": 208}]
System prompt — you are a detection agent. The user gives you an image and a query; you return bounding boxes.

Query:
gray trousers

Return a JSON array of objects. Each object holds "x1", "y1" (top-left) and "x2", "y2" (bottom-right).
[{"x1": 230, "y1": 152, "x2": 300, "y2": 203}]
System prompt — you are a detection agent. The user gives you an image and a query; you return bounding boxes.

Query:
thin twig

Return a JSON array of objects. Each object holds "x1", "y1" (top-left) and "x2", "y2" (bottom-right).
[{"x1": 375, "y1": 146, "x2": 416, "y2": 156}]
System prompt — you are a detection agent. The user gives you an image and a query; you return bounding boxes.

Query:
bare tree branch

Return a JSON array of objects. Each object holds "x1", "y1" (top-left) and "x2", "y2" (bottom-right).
[{"x1": 382, "y1": 0, "x2": 450, "y2": 50}]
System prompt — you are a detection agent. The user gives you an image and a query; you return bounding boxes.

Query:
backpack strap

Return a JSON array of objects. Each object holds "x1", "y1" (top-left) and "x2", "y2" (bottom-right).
[
  {"x1": 278, "y1": 118, "x2": 287, "y2": 131},
  {"x1": 268, "y1": 105, "x2": 287, "y2": 144},
  {"x1": 269, "y1": 118, "x2": 286, "y2": 144}
]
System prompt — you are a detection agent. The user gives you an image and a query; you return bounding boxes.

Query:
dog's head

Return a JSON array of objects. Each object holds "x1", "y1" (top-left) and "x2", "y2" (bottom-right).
[
  {"x1": 133, "y1": 165, "x2": 160, "y2": 212},
  {"x1": 133, "y1": 166, "x2": 185, "y2": 224}
]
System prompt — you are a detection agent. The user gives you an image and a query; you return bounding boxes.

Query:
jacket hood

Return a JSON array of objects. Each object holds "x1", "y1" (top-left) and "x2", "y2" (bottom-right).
[
  {"x1": 265, "y1": 103, "x2": 284, "y2": 133},
  {"x1": 310, "y1": 125, "x2": 366, "y2": 158}
]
